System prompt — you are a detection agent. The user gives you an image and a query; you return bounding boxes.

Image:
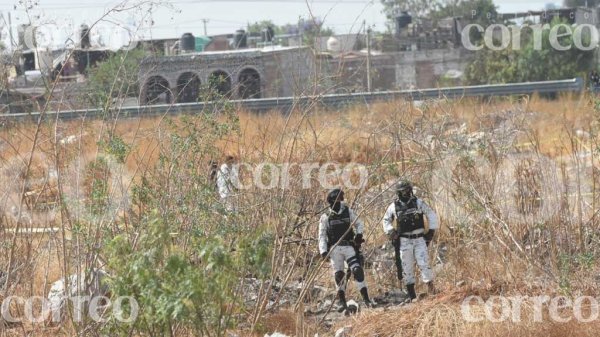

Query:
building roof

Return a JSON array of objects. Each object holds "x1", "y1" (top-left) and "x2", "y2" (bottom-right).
[
  {"x1": 141, "y1": 45, "x2": 309, "y2": 64},
  {"x1": 195, "y1": 45, "x2": 303, "y2": 55}
]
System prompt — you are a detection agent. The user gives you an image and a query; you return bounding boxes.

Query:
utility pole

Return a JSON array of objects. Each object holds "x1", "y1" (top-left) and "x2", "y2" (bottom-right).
[
  {"x1": 8, "y1": 12, "x2": 15, "y2": 50},
  {"x1": 366, "y1": 21, "x2": 372, "y2": 93},
  {"x1": 202, "y1": 18, "x2": 209, "y2": 36}
]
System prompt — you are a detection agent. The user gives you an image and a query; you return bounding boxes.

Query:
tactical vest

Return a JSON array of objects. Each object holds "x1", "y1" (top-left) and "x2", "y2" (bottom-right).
[
  {"x1": 326, "y1": 206, "x2": 354, "y2": 247},
  {"x1": 395, "y1": 198, "x2": 425, "y2": 233}
]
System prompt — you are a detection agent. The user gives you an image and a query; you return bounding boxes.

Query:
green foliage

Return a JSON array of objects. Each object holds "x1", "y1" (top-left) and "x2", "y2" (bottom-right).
[
  {"x1": 100, "y1": 135, "x2": 131, "y2": 164},
  {"x1": 381, "y1": 0, "x2": 442, "y2": 23},
  {"x1": 563, "y1": 0, "x2": 600, "y2": 7},
  {"x1": 103, "y1": 211, "x2": 272, "y2": 336},
  {"x1": 247, "y1": 20, "x2": 283, "y2": 35},
  {"x1": 465, "y1": 19, "x2": 595, "y2": 85},
  {"x1": 95, "y1": 99, "x2": 276, "y2": 335},
  {"x1": 104, "y1": 213, "x2": 237, "y2": 336},
  {"x1": 432, "y1": 0, "x2": 496, "y2": 19},
  {"x1": 247, "y1": 18, "x2": 334, "y2": 48},
  {"x1": 381, "y1": 0, "x2": 497, "y2": 35},
  {"x1": 86, "y1": 48, "x2": 145, "y2": 107},
  {"x1": 85, "y1": 157, "x2": 110, "y2": 217},
  {"x1": 301, "y1": 19, "x2": 334, "y2": 48},
  {"x1": 433, "y1": 0, "x2": 498, "y2": 43},
  {"x1": 575, "y1": 252, "x2": 595, "y2": 269}
]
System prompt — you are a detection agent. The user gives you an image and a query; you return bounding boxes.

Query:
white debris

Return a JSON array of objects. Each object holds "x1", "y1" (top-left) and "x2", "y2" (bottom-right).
[
  {"x1": 59, "y1": 135, "x2": 78, "y2": 145},
  {"x1": 47, "y1": 269, "x2": 109, "y2": 321},
  {"x1": 265, "y1": 333, "x2": 290, "y2": 337},
  {"x1": 575, "y1": 129, "x2": 591, "y2": 139},
  {"x1": 335, "y1": 325, "x2": 353, "y2": 337},
  {"x1": 466, "y1": 131, "x2": 487, "y2": 146}
]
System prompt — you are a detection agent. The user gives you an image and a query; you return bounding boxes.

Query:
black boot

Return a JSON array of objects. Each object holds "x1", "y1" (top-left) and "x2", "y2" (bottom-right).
[
  {"x1": 405, "y1": 283, "x2": 417, "y2": 303},
  {"x1": 336, "y1": 290, "x2": 348, "y2": 313},
  {"x1": 360, "y1": 287, "x2": 375, "y2": 308}
]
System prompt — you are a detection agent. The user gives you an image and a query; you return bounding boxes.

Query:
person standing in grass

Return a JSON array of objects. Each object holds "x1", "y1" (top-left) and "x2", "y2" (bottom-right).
[
  {"x1": 217, "y1": 155, "x2": 239, "y2": 212},
  {"x1": 319, "y1": 188, "x2": 375, "y2": 312},
  {"x1": 382, "y1": 181, "x2": 438, "y2": 303}
]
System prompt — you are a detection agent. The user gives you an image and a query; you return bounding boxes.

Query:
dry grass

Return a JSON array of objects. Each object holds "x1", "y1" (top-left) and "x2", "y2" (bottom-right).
[
  {"x1": 1, "y1": 95, "x2": 600, "y2": 336},
  {"x1": 346, "y1": 286, "x2": 600, "y2": 337}
]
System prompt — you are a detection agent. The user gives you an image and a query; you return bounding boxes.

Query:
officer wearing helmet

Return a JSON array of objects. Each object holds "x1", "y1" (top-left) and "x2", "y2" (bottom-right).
[
  {"x1": 382, "y1": 181, "x2": 438, "y2": 302},
  {"x1": 319, "y1": 188, "x2": 374, "y2": 312}
]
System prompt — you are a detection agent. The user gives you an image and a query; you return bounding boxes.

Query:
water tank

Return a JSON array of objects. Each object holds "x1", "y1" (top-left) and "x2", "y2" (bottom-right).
[
  {"x1": 80, "y1": 24, "x2": 91, "y2": 49},
  {"x1": 326, "y1": 36, "x2": 341, "y2": 53},
  {"x1": 261, "y1": 26, "x2": 274, "y2": 43},
  {"x1": 180, "y1": 33, "x2": 196, "y2": 52},
  {"x1": 234, "y1": 29, "x2": 247, "y2": 49},
  {"x1": 395, "y1": 11, "x2": 412, "y2": 35}
]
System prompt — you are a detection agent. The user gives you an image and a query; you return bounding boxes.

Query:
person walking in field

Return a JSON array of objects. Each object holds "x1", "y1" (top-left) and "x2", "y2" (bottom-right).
[
  {"x1": 382, "y1": 181, "x2": 438, "y2": 303},
  {"x1": 319, "y1": 188, "x2": 375, "y2": 312}
]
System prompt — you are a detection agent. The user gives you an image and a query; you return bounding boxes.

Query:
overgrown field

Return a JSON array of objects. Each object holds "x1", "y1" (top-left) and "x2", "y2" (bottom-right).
[{"x1": 1, "y1": 95, "x2": 600, "y2": 336}]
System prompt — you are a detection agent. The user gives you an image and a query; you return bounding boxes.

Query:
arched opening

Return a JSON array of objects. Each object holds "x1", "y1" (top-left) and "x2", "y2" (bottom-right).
[
  {"x1": 176, "y1": 72, "x2": 201, "y2": 103},
  {"x1": 208, "y1": 70, "x2": 232, "y2": 97},
  {"x1": 143, "y1": 76, "x2": 171, "y2": 105},
  {"x1": 238, "y1": 68, "x2": 261, "y2": 99}
]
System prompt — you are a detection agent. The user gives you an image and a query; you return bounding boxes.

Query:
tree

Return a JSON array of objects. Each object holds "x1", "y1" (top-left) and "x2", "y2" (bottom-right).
[
  {"x1": 248, "y1": 18, "x2": 334, "y2": 48},
  {"x1": 432, "y1": 0, "x2": 498, "y2": 43},
  {"x1": 431, "y1": 0, "x2": 497, "y2": 23},
  {"x1": 246, "y1": 20, "x2": 282, "y2": 35},
  {"x1": 563, "y1": 0, "x2": 600, "y2": 7},
  {"x1": 380, "y1": 0, "x2": 442, "y2": 23},
  {"x1": 298, "y1": 17, "x2": 334, "y2": 47},
  {"x1": 86, "y1": 48, "x2": 145, "y2": 107},
  {"x1": 464, "y1": 18, "x2": 595, "y2": 85},
  {"x1": 381, "y1": 0, "x2": 497, "y2": 36}
]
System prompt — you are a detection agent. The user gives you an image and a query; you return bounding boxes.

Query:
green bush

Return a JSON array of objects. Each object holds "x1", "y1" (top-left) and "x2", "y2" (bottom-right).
[
  {"x1": 103, "y1": 210, "x2": 272, "y2": 336},
  {"x1": 465, "y1": 18, "x2": 595, "y2": 84}
]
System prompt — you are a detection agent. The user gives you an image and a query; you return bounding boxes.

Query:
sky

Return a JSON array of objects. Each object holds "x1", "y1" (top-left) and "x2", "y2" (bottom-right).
[{"x1": 0, "y1": 0, "x2": 561, "y2": 50}]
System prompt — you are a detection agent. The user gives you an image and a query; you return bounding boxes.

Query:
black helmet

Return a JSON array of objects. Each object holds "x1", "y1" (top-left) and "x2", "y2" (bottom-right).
[
  {"x1": 327, "y1": 188, "x2": 344, "y2": 206},
  {"x1": 395, "y1": 181, "x2": 413, "y2": 200}
]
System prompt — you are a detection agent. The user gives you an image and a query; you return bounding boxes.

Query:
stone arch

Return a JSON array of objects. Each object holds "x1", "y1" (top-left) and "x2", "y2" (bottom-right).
[
  {"x1": 176, "y1": 72, "x2": 201, "y2": 103},
  {"x1": 142, "y1": 76, "x2": 171, "y2": 105},
  {"x1": 238, "y1": 67, "x2": 261, "y2": 99},
  {"x1": 208, "y1": 70, "x2": 232, "y2": 97}
]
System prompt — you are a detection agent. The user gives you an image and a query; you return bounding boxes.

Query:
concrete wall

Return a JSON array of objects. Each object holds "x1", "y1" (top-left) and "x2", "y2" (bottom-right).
[
  {"x1": 393, "y1": 48, "x2": 470, "y2": 89},
  {"x1": 324, "y1": 48, "x2": 471, "y2": 92},
  {"x1": 138, "y1": 46, "x2": 471, "y2": 103},
  {"x1": 138, "y1": 46, "x2": 315, "y2": 104},
  {"x1": 324, "y1": 54, "x2": 396, "y2": 93},
  {"x1": 262, "y1": 48, "x2": 315, "y2": 97}
]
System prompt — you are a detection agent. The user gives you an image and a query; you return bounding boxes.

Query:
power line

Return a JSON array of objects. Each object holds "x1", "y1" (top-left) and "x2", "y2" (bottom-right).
[{"x1": 1, "y1": 0, "x2": 375, "y2": 10}]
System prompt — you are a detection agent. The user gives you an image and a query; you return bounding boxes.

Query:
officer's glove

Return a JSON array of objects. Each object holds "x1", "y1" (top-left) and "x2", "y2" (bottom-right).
[
  {"x1": 321, "y1": 251, "x2": 329, "y2": 260},
  {"x1": 388, "y1": 230, "x2": 399, "y2": 241},
  {"x1": 424, "y1": 229, "x2": 436, "y2": 247},
  {"x1": 354, "y1": 234, "x2": 365, "y2": 248}
]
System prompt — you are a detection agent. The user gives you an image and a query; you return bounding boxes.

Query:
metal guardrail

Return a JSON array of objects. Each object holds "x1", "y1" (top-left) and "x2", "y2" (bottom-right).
[{"x1": 2, "y1": 78, "x2": 584, "y2": 121}]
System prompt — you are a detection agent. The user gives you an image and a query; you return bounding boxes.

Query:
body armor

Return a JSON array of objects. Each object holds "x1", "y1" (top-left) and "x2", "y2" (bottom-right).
[
  {"x1": 395, "y1": 198, "x2": 424, "y2": 233},
  {"x1": 327, "y1": 206, "x2": 354, "y2": 247}
]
